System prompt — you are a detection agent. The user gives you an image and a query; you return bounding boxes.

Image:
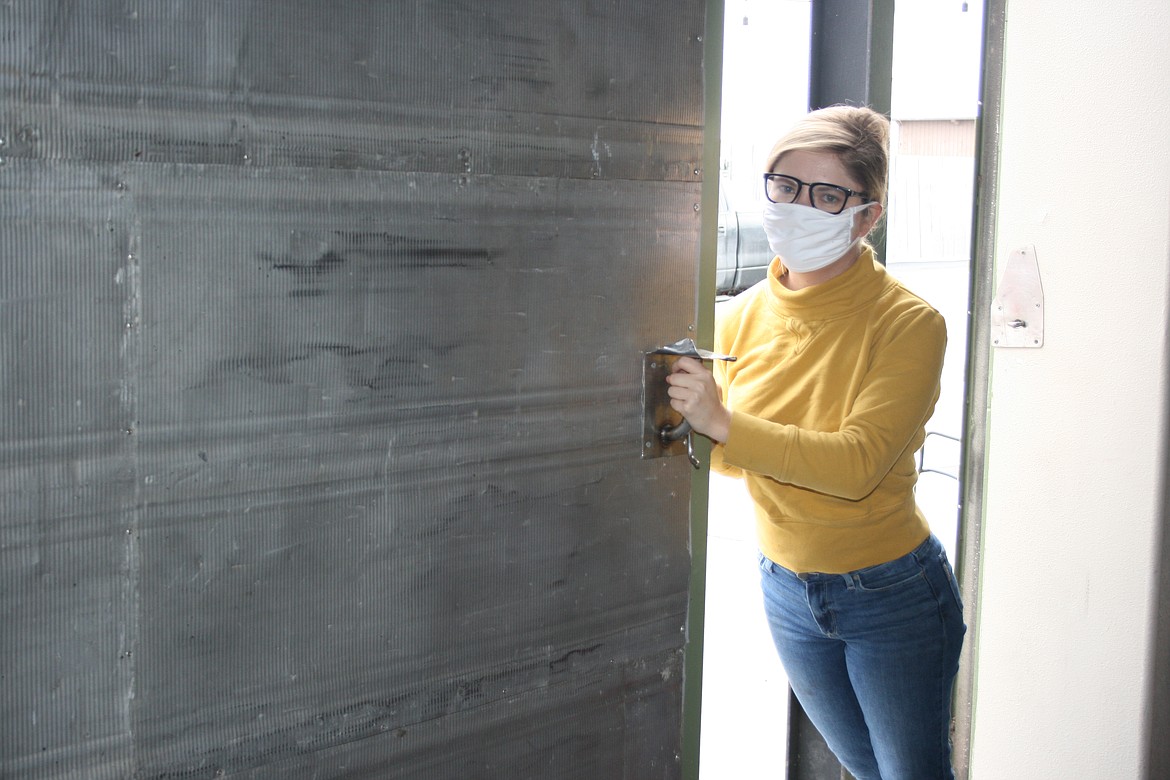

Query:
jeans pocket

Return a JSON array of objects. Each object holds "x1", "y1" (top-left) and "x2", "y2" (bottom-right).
[
  {"x1": 851, "y1": 549, "x2": 926, "y2": 592},
  {"x1": 852, "y1": 567, "x2": 925, "y2": 592},
  {"x1": 937, "y1": 552, "x2": 964, "y2": 610}
]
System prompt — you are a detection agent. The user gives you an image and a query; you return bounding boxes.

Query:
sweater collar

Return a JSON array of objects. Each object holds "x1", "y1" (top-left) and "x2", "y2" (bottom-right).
[{"x1": 766, "y1": 247, "x2": 892, "y2": 320}]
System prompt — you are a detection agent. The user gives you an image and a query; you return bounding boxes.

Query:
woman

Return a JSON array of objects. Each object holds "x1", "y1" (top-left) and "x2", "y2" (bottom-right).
[{"x1": 667, "y1": 105, "x2": 966, "y2": 779}]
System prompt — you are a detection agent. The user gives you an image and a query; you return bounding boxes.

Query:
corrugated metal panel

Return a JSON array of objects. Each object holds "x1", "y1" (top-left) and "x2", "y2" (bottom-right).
[{"x1": 0, "y1": 2, "x2": 709, "y2": 777}]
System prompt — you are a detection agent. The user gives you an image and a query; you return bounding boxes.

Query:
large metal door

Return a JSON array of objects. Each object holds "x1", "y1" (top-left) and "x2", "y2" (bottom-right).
[{"x1": 0, "y1": 2, "x2": 713, "y2": 777}]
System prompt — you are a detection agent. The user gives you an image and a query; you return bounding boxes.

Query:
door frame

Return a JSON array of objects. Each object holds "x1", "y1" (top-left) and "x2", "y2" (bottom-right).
[{"x1": 680, "y1": 1, "x2": 725, "y2": 778}]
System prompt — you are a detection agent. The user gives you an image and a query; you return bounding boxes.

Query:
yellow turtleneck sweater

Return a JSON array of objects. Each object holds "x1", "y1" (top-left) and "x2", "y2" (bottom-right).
[{"x1": 711, "y1": 250, "x2": 946, "y2": 573}]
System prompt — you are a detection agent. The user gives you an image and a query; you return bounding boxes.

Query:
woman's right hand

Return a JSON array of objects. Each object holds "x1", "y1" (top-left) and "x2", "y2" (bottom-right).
[{"x1": 665, "y1": 357, "x2": 731, "y2": 444}]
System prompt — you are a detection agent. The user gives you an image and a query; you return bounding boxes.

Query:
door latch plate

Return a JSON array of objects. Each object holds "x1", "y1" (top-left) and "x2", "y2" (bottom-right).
[
  {"x1": 642, "y1": 352, "x2": 688, "y2": 460},
  {"x1": 641, "y1": 338, "x2": 736, "y2": 462}
]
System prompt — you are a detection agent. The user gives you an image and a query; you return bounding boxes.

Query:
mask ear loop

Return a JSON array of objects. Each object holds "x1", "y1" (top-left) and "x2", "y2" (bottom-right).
[{"x1": 852, "y1": 201, "x2": 882, "y2": 242}]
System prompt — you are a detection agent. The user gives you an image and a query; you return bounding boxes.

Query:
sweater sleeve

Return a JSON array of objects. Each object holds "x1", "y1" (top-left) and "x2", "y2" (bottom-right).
[
  {"x1": 709, "y1": 306, "x2": 745, "y2": 479},
  {"x1": 721, "y1": 306, "x2": 947, "y2": 500}
]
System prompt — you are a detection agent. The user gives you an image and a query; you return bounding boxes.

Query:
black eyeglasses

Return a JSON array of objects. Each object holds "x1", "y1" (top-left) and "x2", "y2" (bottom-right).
[{"x1": 763, "y1": 173, "x2": 871, "y2": 215}]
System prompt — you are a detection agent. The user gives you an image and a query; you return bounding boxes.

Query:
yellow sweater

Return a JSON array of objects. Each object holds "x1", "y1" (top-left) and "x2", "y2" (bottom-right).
[{"x1": 712, "y1": 250, "x2": 946, "y2": 573}]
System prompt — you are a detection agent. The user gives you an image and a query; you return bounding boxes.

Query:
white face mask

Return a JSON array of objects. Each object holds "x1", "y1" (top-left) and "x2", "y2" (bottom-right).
[{"x1": 761, "y1": 201, "x2": 872, "y2": 274}]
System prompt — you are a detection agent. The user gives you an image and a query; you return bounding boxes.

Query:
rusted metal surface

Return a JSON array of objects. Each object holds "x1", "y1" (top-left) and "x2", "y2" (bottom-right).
[{"x1": 0, "y1": 2, "x2": 707, "y2": 777}]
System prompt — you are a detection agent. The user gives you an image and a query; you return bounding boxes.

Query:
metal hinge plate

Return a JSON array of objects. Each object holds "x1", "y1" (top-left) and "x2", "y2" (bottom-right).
[{"x1": 992, "y1": 245, "x2": 1044, "y2": 348}]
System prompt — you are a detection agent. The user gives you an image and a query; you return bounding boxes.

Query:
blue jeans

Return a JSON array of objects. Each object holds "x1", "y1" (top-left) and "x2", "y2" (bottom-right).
[{"x1": 758, "y1": 534, "x2": 966, "y2": 780}]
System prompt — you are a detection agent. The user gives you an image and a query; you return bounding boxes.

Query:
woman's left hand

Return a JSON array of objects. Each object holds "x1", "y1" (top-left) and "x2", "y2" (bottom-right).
[{"x1": 665, "y1": 357, "x2": 731, "y2": 444}]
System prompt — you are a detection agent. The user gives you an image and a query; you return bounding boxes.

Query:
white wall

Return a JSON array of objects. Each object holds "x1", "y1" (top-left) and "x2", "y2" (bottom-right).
[{"x1": 971, "y1": 1, "x2": 1170, "y2": 777}]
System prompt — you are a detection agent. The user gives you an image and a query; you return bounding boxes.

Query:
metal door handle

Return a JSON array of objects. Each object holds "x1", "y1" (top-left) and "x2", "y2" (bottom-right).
[
  {"x1": 659, "y1": 419, "x2": 691, "y2": 443},
  {"x1": 659, "y1": 420, "x2": 698, "y2": 469},
  {"x1": 642, "y1": 338, "x2": 735, "y2": 469}
]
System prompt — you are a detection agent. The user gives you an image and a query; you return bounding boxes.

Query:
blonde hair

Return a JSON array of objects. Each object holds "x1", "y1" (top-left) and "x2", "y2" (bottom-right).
[{"x1": 765, "y1": 105, "x2": 890, "y2": 205}]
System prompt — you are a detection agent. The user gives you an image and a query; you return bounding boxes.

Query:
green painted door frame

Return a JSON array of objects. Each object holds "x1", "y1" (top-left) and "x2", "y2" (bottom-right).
[{"x1": 680, "y1": 1, "x2": 724, "y2": 778}]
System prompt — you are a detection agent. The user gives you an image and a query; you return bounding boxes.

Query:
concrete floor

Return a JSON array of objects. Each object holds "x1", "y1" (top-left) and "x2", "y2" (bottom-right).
[{"x1": 699, "y1": 472, "x2": 790, "y2": 779}]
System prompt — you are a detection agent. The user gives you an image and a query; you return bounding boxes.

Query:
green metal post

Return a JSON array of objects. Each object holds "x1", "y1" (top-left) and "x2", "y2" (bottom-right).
[{"x1": 680, "y1": 1, "x2": 724, "y2": 778}]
